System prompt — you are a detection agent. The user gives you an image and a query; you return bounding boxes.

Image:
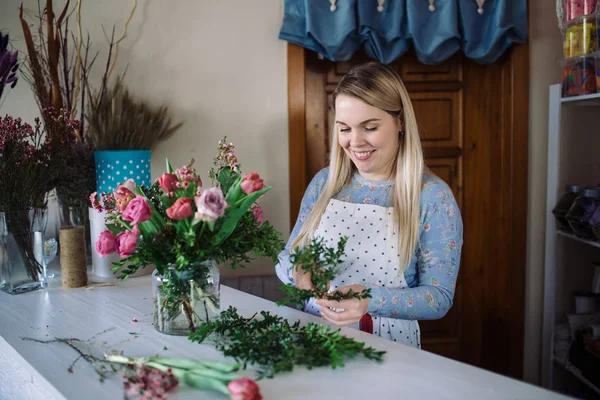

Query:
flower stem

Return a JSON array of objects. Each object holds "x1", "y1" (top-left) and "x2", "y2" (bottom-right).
[{"x1": 182, "y1": 298, "x2": 196, "y2": 333}]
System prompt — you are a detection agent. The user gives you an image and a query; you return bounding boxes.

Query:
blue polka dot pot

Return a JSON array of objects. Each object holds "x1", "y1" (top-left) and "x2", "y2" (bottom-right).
[{"x1": 94, "y1": 150, "x2": 151, "y2": 193}]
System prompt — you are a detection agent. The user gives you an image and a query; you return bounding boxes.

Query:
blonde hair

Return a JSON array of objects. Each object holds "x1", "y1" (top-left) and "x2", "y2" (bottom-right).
[{"x1": 292, "y1": 62, "x2": 424, "y2": 272}]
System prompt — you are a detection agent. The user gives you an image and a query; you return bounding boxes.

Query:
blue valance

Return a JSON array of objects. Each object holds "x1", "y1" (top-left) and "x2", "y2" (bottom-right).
[{"x1": 279, "y1": 0, "x2": 528, "y2": 65}]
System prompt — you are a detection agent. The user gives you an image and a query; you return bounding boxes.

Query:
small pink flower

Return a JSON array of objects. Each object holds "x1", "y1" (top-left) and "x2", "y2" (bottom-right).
[
  {"x1": 122, "y1": 197, "x2": 152, "y2": 224},
  {"x1": 95, "y1": 229, "x2": 116, "y2": 257},
  {"x1": 228, "y1": 378, "x2": 262, "y2": 400},
  {"x1": 194, "y1": 187, "x2": 227, "y2": 222},
  {"x1": 158, "y1": 173, "x2": 179, "y2": 192},
  {"x1": 114, "y1": 180, "x2": 136, "y2": 212},
  {"x1": 251, "y1": 205, "x2": 263, "y2": 226},
  {"x1": 115, "y1": 226, "x2": 139, "y2": 258},
  {"x1": 448, "y1": 240, "x2": 457, "y2": 250},
  {"x1": 426, "y1": 293, "x2": 435, "y2": 307},
  {"x1": 424, "y1": 223, "x2": 430, "y2": 232},
  {"x1": 240, "y1": 172, "x2": 265, "y2": 195},
  {"x1": 166, "y1": 197, "x2": 193, "y2": 220}
]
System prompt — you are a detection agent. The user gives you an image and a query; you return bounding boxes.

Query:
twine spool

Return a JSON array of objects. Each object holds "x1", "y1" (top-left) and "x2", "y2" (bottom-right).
[{"x1": 59, "y1": 226, "x2": 88, "y2": 288}]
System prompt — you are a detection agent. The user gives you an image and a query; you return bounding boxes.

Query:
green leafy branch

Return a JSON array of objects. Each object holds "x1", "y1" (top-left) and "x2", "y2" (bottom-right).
[
  {"x1": 188, "y1": 307, "x2": 385, "y2": 379},
  {"x1": 278, "y1": 236, "x2": 371, "y2": 308}
]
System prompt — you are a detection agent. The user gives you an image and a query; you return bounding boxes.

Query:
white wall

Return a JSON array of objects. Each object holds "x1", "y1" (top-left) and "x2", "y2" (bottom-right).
[
  {"x1": 0, "y1": 0, "x2": 290, "y2": 276},
  {"x1": 524, "y1": 0, "x2": 563, "y2": 384}
]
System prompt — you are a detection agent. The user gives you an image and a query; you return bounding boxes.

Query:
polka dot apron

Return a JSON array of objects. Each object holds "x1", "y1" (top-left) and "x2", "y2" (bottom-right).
[{"x1": 304, "y1": 199, "x2": 421, "y2": 348}]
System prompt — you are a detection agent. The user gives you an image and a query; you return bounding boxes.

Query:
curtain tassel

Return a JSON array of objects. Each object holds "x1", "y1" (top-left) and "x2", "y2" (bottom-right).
[{"x1": 476, "y1": 0, "x2": 486, "y2": 14}]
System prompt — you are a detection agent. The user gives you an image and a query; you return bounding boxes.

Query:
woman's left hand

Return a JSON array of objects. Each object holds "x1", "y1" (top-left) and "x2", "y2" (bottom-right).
[{"x1": 315, "y1": 285, "x2": 369, "y2": 327}]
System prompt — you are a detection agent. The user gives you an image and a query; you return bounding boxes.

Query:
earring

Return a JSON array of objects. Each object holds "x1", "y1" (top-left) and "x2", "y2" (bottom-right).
[{"x1": 399, "y1": 131, "x2": 405, "y2": 136}]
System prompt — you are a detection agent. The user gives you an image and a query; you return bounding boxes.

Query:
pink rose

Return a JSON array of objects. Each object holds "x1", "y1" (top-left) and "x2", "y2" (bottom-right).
[
  {"x1": 228, "y1": 378, "x2": 262, "y2": 400},
  {"x1": 158, "y1": 173, "x2": 179, "y2": 192},
  {"x1": 114, "y1": 179, "x2": 136, "y2": 212},
  {"x1": 115, "y1": 226, "x2": 139, "y2": 258},
  {"x1": 194, "y1": 187, "x2": 227, "y2": 222},
  {"x1": 122, "y1": 196, "x2": 152, "y2": 224},
  {"x1": 166, "y1": 197, "x2": 193, "y2": 220},
  {"x1": 95, "y1": 229, "x2": 116, "y2": 257},
  {"x1": 240, "y1": 172, "x2": 265, "y2": 195},
  {"x1": 251, "y1": 205, "x2": 263, "y2": 226}
]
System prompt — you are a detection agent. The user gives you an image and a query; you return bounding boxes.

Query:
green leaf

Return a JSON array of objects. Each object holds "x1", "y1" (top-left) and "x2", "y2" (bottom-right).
[
  {"x1": 182, "y1": 372, "x2": 230, "y2": 395},
  {"x1": 166, "y1": 159, "x2": 174, "y2": 174},
  {"x1": 224, "y1": 176, "x2": 243, "y2": 204},
  {"x1": 213, "y1": 186, "x2": 271, "y2": 245},
  {"x1": 186, "y1": 367, "x2": 241, "y2": 382},
  {"x1": 105, "y1": 223, "x2": 122, "y2": 236},
  {"x1": 159, "y1": 195, "x2": 176, "y2": 209}
]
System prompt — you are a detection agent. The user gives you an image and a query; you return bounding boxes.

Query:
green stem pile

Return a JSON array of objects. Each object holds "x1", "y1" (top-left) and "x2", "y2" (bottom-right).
[{"x1": 189, "y1": 307, "x2": 386, "y2": 379}]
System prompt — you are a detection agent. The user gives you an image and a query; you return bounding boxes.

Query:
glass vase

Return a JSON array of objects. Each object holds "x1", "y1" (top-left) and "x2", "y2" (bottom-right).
[
  {"x1": 0, "y1": 209, "x2": 48, "y2": 294},
  {"x1": 152, "y1": 260, "x2": 220, "y2": 335},
  {"x1": 58, "y1": 203, "x2": 92, "y2": 265}
]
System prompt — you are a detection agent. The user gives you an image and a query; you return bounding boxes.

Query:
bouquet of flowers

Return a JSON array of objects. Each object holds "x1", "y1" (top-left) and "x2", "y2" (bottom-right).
[
  {"x1": 0, "y1": 111, "x2": 78, "y2": 288},
  {"x1": 91, "y1": 138, "x2": 284, "y2": 334}
]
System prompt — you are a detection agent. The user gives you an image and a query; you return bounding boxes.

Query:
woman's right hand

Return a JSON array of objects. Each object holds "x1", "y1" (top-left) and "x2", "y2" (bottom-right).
[{"x1": 292, "y1": 267, "x2": 314, "y2": 290}]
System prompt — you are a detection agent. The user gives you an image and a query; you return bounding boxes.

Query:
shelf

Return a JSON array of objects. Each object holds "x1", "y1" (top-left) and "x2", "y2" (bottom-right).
[
  {"x1": 557, "y1": 231, "x2": 600, "y2": 249},
  {"x1": 553, "y1": 355, "x2": 600, "y2": 396},
  {"x1": 561, "y1": 92, "x2": 600, "y2": 106}
]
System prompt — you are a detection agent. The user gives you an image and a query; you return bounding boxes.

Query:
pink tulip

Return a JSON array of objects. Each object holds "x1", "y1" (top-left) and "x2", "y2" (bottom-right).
[
  {"x1": 95, "y1": 229, "x2": 116, "y2": 257},
  {"x1": 158, "y1": 173, "x2": 179, "y2": 192},
  {"x1": 166, "y1": 197, "x2": 193, "y2": 220},
  {"x1": 122, "y1": 197, "x2": 152, "y2": 224},
  {"x1": 228, "y1": 378, "x2": 262, "y2": 400},
  {"x1": 114, "y1": 179, "x2": 136, "y2": 211},
  {"x1": 240, "y1": 172, "x2": 265, "y2": 195},
  {"x1": 251, "y1": 205, "x2": 263, "y2": 226},
  {"x1": 115, "y1": 226, "x2": 139, "y2": 258},
  {"x1": 194, "y1": 187, "x2": 227, "y2": 222}
]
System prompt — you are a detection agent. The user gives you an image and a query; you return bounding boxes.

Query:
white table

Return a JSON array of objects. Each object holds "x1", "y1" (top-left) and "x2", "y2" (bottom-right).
[{"x1": 0, "y1": 274, "x2": 570, "y2": 400}]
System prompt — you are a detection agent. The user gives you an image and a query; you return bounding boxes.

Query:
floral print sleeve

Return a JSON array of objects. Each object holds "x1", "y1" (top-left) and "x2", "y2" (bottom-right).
[
  {"x1": 367, "y1": 178, "x2": 463, "y2": 320},
  {"x1": 275, "y1": 168, "x2": 329, "y2": 285}
]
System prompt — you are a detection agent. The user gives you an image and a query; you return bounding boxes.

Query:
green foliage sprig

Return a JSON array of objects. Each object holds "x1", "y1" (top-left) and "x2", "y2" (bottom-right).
[
  {"x1": 188, "y1": 307, "x2": 385, "y2": 379},
  {"x1": 278, "y1": 237, "x2": 371, "y2": 308}
]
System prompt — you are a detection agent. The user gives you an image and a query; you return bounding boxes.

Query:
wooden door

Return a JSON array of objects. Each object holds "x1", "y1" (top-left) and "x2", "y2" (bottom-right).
[{"x1": 287, "y1": 44, "x2": 529, "y2": 379}]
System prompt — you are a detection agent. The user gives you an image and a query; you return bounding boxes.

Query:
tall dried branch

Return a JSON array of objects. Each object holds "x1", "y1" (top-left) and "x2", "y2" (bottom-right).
[{"x1": 19, "y1": 4, "x2": 50, "y2": 110}]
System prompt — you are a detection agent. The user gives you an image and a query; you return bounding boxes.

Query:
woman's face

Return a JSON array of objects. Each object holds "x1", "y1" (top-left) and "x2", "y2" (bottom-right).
[{"x1": 335, "y1": 95, "x2": 400, "y2": 181}]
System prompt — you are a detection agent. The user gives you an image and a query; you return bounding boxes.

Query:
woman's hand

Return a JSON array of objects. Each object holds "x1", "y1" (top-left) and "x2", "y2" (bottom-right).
[
  {"x1": 315, "y1": 285, "x2": 369, "y2": 327},
  {"x1": 292, "y1": 266, "x2": 314, "y2": 291}
]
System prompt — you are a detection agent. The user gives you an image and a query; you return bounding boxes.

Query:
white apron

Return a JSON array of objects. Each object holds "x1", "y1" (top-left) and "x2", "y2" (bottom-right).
[{"x1": 304, "y1": 199, "x2": 421, "y2": 348}]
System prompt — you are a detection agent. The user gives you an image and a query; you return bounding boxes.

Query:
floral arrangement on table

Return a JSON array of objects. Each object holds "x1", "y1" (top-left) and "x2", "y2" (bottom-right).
[
  {"x1": 91, "y1": 138, "x2": 284, "y2": 334},
  {"x1": 0, "y1": 110, "x2": 79, "y2": 292}
]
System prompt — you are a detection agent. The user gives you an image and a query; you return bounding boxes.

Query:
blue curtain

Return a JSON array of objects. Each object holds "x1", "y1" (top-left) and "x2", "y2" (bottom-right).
[{"x1": 279, "y1": 0, "x2": 528, "y2": 65}]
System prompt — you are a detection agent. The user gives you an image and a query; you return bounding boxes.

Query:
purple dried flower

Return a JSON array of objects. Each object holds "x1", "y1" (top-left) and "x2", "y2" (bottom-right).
[{"x1": 0, "y1": 32, "x2": 18, "y2": 104}]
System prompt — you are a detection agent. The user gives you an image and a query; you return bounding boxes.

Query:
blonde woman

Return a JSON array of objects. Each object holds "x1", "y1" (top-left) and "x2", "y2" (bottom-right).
[{"x1": 275, "y1": 62, "x2": 463, "y2": 347}]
